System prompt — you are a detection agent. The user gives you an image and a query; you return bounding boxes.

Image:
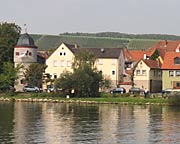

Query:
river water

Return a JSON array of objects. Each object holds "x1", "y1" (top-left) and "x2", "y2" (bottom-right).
[{"x1": 0, "y1": 101, "x2": 179, "y2": 144}]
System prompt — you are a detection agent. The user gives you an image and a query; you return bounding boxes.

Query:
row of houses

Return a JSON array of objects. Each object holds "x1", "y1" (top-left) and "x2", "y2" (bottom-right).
[{"x1": 14, "y1": 33, "x2": 180, "y2": 93}]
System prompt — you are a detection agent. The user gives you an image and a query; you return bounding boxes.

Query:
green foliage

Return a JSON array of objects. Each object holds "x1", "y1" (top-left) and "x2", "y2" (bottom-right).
[
  {"x1": 168, "y1": 93, "x2": 180, "y2": 106},
  {"x1": 54, "y1": 72, "x2": 73, "y2": 94},
  {"x1": 55, "y1": 51, "x2": 103, "y2": 97},
  {"x1": 0, "y1": 22, "x2": 21, "y2": 73},
  {"x1": 24, "y1": 63, "x2": 47, "y2": 88},
  {"x1": 0, "y1": 62, "x2": 22, "y2": 92},
  {"x1": 150, "y1": 49, "x2": 159, "y2": 60}
]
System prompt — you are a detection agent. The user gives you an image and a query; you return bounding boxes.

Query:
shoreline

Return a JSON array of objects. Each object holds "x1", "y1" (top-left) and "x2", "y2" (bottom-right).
[{"x1": 0, "y1": 96, "x2": 168, "y2": 106}]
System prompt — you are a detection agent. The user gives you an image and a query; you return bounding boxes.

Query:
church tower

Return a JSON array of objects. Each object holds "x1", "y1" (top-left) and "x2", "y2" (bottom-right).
[{"x1": 14, "y1": 33, "x2": 38, "y2": 91}]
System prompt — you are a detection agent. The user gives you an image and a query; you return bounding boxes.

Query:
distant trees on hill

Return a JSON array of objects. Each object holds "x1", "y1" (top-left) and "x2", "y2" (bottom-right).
[{"x1": 60, "y1": 32, "x2": 180, "y2": 40}]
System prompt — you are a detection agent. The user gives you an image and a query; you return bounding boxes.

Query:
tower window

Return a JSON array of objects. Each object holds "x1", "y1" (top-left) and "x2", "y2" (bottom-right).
[
  {"x1": 64, "y1": 52, "x2": 66, "y2": 55},
  {"x1": 16, "y1": 52, "x2": 19, "y2": 56},
  {"x1": 29, "y1": 52, "x2": 32, "y2": 56},
  {"x1": 60, "y1": 52, "x2": 62, "y2": 56}
]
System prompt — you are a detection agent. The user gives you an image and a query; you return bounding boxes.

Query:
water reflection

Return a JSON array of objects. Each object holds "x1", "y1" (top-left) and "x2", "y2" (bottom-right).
[{"x1": 0, "y1": 102, "x2": 179, "y2": 143}]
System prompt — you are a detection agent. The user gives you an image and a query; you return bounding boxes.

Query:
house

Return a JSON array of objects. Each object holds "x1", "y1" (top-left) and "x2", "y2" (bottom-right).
[
  {"x1": 161, "y1": 52, "x2": 180, "y2": 90},
  {"x1": 133, "y1": 59, "x2": 162, "y2": 93},
  {"x1": 44, "y1": 43, "x2": 125, "y2": 90}
]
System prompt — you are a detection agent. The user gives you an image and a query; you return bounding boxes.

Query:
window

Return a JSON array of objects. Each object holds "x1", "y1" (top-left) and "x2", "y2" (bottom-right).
[
  {"x1": 67, "y1": 61, "x2": 71, "y2": 67},
  {"x1": 64, "y1": 52, "x2": 66, "y2": 56},
  {"x1": 16, "y1": 52, "x2": 19, "y2": 56},
  {"x1": 142, "y1": 70, "x2": 146, "y2": 75},
  {"x1": 54, "y1": 74, "x2": 57, "y2": 79},
  {"x1": 174, "y1": 57, "x2": 180, "y2": 64},
  {"x1": 29, "y1": 52, "x2": 32, "y2": 56},
  {"x1": 112, "y1": 70, "x2": 115, "y2": 75},
  {"x1": 53, "y1": 60, "x2": 58, "y2": 67},
  {"x1": 176, "y1": 70, "x2": 180, "y2": 76},
  {"x1": 169, "y1": 71, "x2": 174, "y2": 77},
  {"x1": 60, "y1": 52, "x2": 62, "y2": 56},
  {"x1": 136, "y1": 70, "x2": 140, "y2": 75},
  {"x1": 61, "y1": 60, "x2": 65, "y2": 67},
  {"x1": 177, "y1": 82, "x2": 180, "y2": 87}
]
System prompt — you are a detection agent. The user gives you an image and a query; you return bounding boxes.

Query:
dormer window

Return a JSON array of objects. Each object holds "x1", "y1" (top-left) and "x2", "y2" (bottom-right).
[{"x1": 174, "y1": 57, "x2": 180, "y2": 65}]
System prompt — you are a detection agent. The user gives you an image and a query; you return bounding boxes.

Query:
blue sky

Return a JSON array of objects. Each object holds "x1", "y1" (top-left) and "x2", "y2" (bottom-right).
[{"x1": 1, "y1": 0, "x2": 180, "y2": 35}]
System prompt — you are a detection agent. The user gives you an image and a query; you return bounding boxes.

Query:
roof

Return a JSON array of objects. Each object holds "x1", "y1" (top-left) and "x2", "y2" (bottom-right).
[
  {"x1": 72, "y1": 48, "x2": 123, "y2": 58},
  {"x1": 143, "y1": 59, "x2": 160, "y2": 69},
  {"x1": 129, "y1": 50, "x2": 145, "y2": 61},
  {"x1": 123, "y1": 48, "x2": 133, "y2": 61},
  {"x1": 161, "y1": 52, "x2": 180, "y2": 69},
  {"x1": 16, "y1": 33, "x2": 37, "y2": 48},
  {"x1": 146, "y1": 40, "x2": 180, "y2": 56}
]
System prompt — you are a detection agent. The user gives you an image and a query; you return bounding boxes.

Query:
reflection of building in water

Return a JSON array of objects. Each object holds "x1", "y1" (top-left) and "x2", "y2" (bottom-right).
[
  {"x1": 133, "y1": 105, "x2": 150, "y2": 143},
  {"x1": 41, "y1": 103, "x2": 74, "y2": 144},
  {"x1": 160, "y1": 107, "x2": 180, "y2": 143},
  {"x1": 14, "y1": 102, "x2": 45, "y2": 143},
  {"x1": 98, "y1": 105, "x2": 137, "y2": 143}
]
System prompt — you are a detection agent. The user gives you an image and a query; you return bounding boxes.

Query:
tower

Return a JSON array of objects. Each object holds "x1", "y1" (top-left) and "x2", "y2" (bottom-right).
[{"x1": 14, "y1": 33, "x2": 38, "y2": 91}]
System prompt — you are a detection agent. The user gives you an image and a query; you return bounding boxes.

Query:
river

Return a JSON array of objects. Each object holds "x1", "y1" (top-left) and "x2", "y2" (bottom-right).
[{"x1": 0, "y1": 101, "x2": 179, "y2": 144}]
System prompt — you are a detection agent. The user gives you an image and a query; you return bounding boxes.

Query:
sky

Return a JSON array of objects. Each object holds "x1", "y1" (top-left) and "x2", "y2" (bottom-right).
[{"x1": 1, "y1": 0, "x2": 180, "y2": 35}]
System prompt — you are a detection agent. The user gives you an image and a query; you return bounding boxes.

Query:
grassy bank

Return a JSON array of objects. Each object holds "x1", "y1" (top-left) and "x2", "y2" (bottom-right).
[{"x1": 0, "y1": 92, "x2": 168, "y2": 105}]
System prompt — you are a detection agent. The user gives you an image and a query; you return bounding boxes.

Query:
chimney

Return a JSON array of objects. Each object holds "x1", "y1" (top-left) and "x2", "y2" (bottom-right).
[
  {"x1": 164, "y1": 40, "x2": 168, "y2": 47},
  {"x1": 143, "y1": 53, "x2": 147, "y2": 59},
  {"x1": 74, "y1": 44, "x2": 78, "y2": 48}
]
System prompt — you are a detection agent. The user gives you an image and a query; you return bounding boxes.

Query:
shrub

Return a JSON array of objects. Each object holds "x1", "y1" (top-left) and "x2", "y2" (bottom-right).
[{"x1": 168, "y1": 92, "x2": 180, "y2": 106}]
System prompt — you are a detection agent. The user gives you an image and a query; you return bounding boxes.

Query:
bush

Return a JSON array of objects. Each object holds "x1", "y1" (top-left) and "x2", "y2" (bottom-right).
[{"x1": 168, "y1": 92, "x2": 180, "y2": 106}]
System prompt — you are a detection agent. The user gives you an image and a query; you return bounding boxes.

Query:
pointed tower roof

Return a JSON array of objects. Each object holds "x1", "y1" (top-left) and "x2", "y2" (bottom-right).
[{"x1": 15, "y1": 33, "x2": 37, "y2": 48}]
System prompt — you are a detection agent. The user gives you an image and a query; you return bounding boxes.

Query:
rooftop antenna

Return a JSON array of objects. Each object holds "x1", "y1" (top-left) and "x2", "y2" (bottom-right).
[{"x1": 24, "y1": 24, "x2": 27, "y2": 33}]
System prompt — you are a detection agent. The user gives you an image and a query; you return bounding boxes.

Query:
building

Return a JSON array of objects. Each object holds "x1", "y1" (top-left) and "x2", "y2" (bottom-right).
[
  {"x1": 45, "y1": 43, "x2": 125, "y2": 90},
  {"x1": 133, "y1": 59, "x2": 162, "y2": 93},
  {"x1": 14, "y1": 33, "x2": 38, "y2": 91},
  {"x1": 161, "y1": 52, "x2": 180, "y2": 90}
]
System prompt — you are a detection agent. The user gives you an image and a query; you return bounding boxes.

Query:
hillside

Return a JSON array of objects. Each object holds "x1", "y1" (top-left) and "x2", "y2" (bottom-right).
[{"x1": 31, "y1": 33, "x2": 178, "y2": 50}]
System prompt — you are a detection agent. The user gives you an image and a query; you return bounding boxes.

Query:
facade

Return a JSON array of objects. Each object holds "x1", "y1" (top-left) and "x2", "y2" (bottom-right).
[
  {"x1": 45, "y1": 43, "x2": 125, "y2": 90},
  {"x1": 14, "y1": 33, "x2": 38, "y2": 91},
  {"x1": 161, "y1": 52, "x2": 180, "y2": 90},
  {"x1": 133, "y1": 59, "x2": 162, "y2": 93}
]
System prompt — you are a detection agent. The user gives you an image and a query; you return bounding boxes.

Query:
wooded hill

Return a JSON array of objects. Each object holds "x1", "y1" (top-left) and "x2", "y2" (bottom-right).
[{"x1": 31, "y1": 32, "x2": 180, "y2": 50}]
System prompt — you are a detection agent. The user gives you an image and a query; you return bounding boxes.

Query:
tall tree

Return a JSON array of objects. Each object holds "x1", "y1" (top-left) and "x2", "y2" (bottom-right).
[
  {"x1": 0, "y1": 62, "x2": 22, "y2": 92},
  {"x1": 0, "y1": 22, "x2": 21, "y2": 73},
  {"x1": 24, "y1": 63, "x2": 47, "y2": 88}
]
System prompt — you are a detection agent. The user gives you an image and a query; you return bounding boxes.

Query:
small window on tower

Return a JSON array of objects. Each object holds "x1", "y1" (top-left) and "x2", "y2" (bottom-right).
[
  {"x1": 60, "y1": 52, "x2": 62, "y2": 56},
  {"x1": 29, "y1": 52, "x2": 32, "y2": 56},
  {"x1": 16, "y1": 52, "x2": 19, "y2": 56},
  {"x1": 64, "y1": 52, "x2": 66, "y2": 56}
]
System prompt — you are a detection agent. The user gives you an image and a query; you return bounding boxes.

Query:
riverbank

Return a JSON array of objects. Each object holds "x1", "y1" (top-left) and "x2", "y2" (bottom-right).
[{"x1": 0, "y1": 92, "x2": 168, "y2": 105}]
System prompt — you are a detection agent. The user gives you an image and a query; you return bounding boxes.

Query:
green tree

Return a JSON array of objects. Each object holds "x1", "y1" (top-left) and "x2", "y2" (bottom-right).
[
  {"x1": 24, "y1": 63, "x2": 47, "y2": 88},
  {"x1": 150, "y1": 49, "x2": 159, "y2": 60},
  {"x1": 0, "y1": 22, "x2": 21, "y2": 73},
  {"x1": 0, "y1": 62, "x2": 22, "y2": 92},
  {"x1": 55, "y1": 50, "x2": 103, "y2": 97}
]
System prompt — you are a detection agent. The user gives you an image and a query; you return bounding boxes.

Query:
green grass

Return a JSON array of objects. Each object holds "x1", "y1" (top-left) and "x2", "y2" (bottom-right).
[
  {"x1": 0, "y1": 92, "x2": 168, "y2": 105},
  {"x1": 30, "y1": 34, "x2": 158, "y2": 51}
]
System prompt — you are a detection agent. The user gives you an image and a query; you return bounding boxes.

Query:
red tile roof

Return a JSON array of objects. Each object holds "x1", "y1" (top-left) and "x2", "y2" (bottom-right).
[
  {"x1": 146, "y1": 40, "x2": 180, "y2": 57},
  {"x1": 129, "y1": 50, "x2": 145, "y2": 61},
  {"x1": 161, "y1": 52, "x2": 180, "y2": 69},
  {"x1": 143, "y1": 59, "x2": 160, "y2": 69},
  {"x1": 123, "y1": 48, "x2": 133, "y2": 61}
]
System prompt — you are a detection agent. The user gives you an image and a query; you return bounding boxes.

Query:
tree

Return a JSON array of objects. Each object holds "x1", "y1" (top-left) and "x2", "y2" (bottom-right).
[
  {"x1": 24, "y1": 63, "x2": 47, "y2": 88},
  {"x1": 55, "y1": 50, "x2": 103, "y2": 97},
  {"x1": 0, "y1": 62, "x2": 22, "y2": 92},
  {"x1": 0, "y1": 22, "x2": 21, "y2": 73}
]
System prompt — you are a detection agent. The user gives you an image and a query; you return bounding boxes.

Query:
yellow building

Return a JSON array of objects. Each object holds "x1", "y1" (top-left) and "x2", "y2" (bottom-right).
[
  {"x1": 133, "y1": 59, "x2": 162, "y2": 93},
  {"x1": 45, "y1": 43, "x2": 125, "y2": 90}
]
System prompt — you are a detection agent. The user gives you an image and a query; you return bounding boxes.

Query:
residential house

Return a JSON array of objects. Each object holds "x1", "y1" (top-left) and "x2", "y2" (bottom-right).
[
  {"x1": 45, "y1": 43, "x2": 125, "y2": 91},
  {"x1": 161, "y1": 52, "x2": 180, "y2": 90},
  {"x1": 133, "y1": 59, "x2": 162, "y2": 93}
]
